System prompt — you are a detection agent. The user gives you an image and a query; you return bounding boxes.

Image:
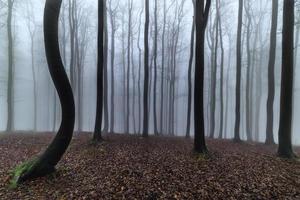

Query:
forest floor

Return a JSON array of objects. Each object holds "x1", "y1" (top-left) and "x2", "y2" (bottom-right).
[{"x1": 0, "y1": 133, "x2": 299, "y2": 200}]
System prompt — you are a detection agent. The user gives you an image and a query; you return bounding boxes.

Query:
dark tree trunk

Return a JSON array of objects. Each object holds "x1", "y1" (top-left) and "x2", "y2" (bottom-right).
[
  {"x1": 194, "y1": 0, "x2": 211, "y2": 153},
  {"x1": 93, "y1": 0, "x2": 105, "y2": 141},
  {"x1": 186, "y1": 8, "x2": 195, "y2": 139},
  {"x1": 234, "y1": 0, "x2": 243, "y2": 142},
  {"x1": 266, "y1": 0, "x2": 278, "y2": 145},
  {"x1": 13, "y1": 0, "x2": 75, "y2": 183},
  {"x1": 278, "y1": 0, "x2": 296, "y2": 158},
  {"x1": 143, "y1": 0, "x2": 150, "y2": 137},
  {"x1": 6, "y1": 0, "x2": 14, "y2": 132}
]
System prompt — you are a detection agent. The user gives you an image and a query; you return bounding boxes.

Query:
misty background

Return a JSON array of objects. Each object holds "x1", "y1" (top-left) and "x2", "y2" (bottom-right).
[{"x1": 0, "y1": 0, "x2": 299, "y2": 144}]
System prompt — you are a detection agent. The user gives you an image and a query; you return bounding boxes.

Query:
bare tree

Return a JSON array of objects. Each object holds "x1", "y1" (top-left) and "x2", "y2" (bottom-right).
[
  {"x1": 278, "y1": 0, "x2": 296, "y2": 158},
  {"x1": 194, "y1": 0, "x2": 211, "y2": 153},
  {"x1": 94, "y1": 0, "x2": 105, "y2": 141},
  {"x1": 11, "y1": 0, "x2": 75, "y2": 183},
  {"x1": 143, "y1": 0, "x2": 149, "y2": 137},
  {"x1": 234, "y1": 0, "x2": 243, "y2": 142},
  {"x1": 6, "y1": 0, "x2": 15, "y2": 132},
  {"x1": 186, "y1": 0, "x2": 195, "y2": 138},
  {"x1": 266, "y1": 0, "x2": 278, "y2": 145}
]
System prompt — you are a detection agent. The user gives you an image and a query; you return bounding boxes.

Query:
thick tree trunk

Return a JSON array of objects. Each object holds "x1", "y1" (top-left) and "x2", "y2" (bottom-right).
[
  {"x1": 13, "y1": 0, "x2": 75, "y2": 183},
  {"x1": 278, "y1": 0, "x2": 296, "y2": 158},
  {"x1": 143, "y1": 0, "x2": 150, "y2": 137},
  {"x1": 234, "y1": 0, "x2": 243, "y2": 142},
  {"x1": 194, "y1": 0, "x2": 210, "y2": 153},
  {"x1": 93, "y1": 0, "x2": 105, "y2": 141},
  {"x1": 266, "y1": 0, "x2": 278, "y2": 145}
]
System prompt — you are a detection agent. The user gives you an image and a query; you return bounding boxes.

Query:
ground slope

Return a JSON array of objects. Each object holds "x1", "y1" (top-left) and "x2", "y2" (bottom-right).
[{"x1": 0, "y1": 133, "x2": 299, "y2": 199}]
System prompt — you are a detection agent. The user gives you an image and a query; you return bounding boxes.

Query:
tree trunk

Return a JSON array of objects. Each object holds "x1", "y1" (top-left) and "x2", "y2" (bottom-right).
[
  {"x1": 186, "y1": 9, "x2": 195, "y2": 139},
  {"x1": 143, "y1": 0, "x2": 150, "y2": 137},
  {"x1": 234, "y1": 0, "x2": 243, "y2": 142},
  {"x1": 217, "y1": 0, "x2": 224, "y2": 139},
  {"x1": 14, "y1": 0, "x2": 75, "y2": 183},
  {"x1": 103, "y1": 0, "x2": 109, "y2": 133},
  {"x1": 137, "y1": 7, "x2": 143, "y2": 135},
  {"x1": 245, "y1": 1, "x2": 253, "y2": 142},
  {"x1": 160, "y1": 0, "x2": 166, "y2": 135},
  {"x1": 266, "y1": 0, "x2": 278, "y2": 145},
  {"x1": 277, "y1": 0, "x2": 296, "y2": 158},
  {"x1": 194, "y1": 0, "x2": 211, "y2": 153},
  {"x1": 109, "y1": 2, "x2": 116, "y2": 134},
  {"x1": 6, "y1": 0, "x2": 14, "y2": 132},
  {"x1": 153, "y1": 0, "x2": 159, "y2": 135},
  {"x1": 93, "y1": 0, "x2": 105, "y2": 141}
]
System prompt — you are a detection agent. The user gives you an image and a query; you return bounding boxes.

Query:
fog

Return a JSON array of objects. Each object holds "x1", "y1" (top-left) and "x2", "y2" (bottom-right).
[{"x1": 0, "y1": 0, "x2": 299, "y2": 144}]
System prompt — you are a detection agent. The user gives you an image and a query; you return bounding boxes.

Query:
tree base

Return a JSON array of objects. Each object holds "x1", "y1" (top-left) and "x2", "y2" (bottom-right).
[
  {"x1": 233, "y1": 138, "x2": 242, "y2": 143},
  {"x1": 265, "y1": 139, "x2": 275, "y2": 145},
  {"x1": 277, "y1": 150, "x2": 298, "y2": 159},
  {"x1": 10, "y1": 158, "x2": 55, "y2": 188}
]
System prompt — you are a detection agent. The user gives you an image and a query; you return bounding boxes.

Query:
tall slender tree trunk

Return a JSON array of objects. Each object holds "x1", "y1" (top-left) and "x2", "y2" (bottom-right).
[
  {"x1": 210, "y1": 8, "x2": 218, "y2": 139},
  {"x1": 160, "y1": 0, "x2": 167, "y2": 135},
  {"x1": 266, "y1": 0, "x2": 278, "y2": 145},
  {"x1": 217, "y1": 0, "x2": 224, "y2": 139},
  {"x1": 245, "y1": 2, "x2": 253, "y2": 142},
  {"x1": 126, "y1": 0, "x2": 133, "y2": 134},
  {"x1": 278, "y1": 0, "x2": 296, "y2": 158},
  {"x1": 143, "y1": 0, "x2": 150, "y2": 137},
  {"x1": 109, "y1": 3, "x2": 116, "y2": 134},
  {"x1": 234, "y1": 0, "x2": 243, "y2": 142},
  {"x1": 137, "y1": 7, "x2": 143, "y2": 135},
  {"x1": 153, "y1": 0, "x2": 159, "y2": 135},
  {"x1": 6, "y1": 0, "x2": 14, "y2": 132},
  {"x1": 94, "y1": 0, "x2": 105, "y2": 141},
  {"x1": 103, "y1": 0, "x2": 109, "y2": 133},
  {"x1": 186, "y1": 10, "x2": 195, "y2": 138}
]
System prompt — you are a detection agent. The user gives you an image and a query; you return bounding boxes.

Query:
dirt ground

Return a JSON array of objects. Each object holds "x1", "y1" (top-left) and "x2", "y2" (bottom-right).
[{"x1": 0, "y1": 133, "x2": 299, "y2": 199}]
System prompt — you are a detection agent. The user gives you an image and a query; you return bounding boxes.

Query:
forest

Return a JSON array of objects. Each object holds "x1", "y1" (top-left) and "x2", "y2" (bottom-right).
[{"x1": 0, "y1": 0, "x2": 300, "y2": 199}]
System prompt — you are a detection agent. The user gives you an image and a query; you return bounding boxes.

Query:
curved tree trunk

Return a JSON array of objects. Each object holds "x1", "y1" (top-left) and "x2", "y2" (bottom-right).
[{"x1": 13, "y1": 0, "x2": 75, "y2": 183}]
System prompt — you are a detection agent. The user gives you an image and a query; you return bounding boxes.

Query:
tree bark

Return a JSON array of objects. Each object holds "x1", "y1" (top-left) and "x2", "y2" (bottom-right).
[
  {"x1": 93, "y1": 0, "x2": 105, "y2": 141},
  {"x1": 143, "y1": 0, "x2": 150, "y2": 137},
  {"x1": 278, "y1": 0, "x2": 296, "y2": 158},
  {"x1": 14, "y1": 0, "x2": 75, "y2": 183},
  {"x1": 234, "y1": 0, "x2": 243, "y2": 142},
  {"x1": 194, "y1": 0, "x2": 211, "y2": 153},
  {"x1": 266, "y1": 0, "x2": 278, "y2": 145}
]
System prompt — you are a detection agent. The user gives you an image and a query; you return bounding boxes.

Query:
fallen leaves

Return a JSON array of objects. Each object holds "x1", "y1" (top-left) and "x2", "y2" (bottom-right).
[{"x1": 0, "y1": 133, "x2": 299, "y2": 199}]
